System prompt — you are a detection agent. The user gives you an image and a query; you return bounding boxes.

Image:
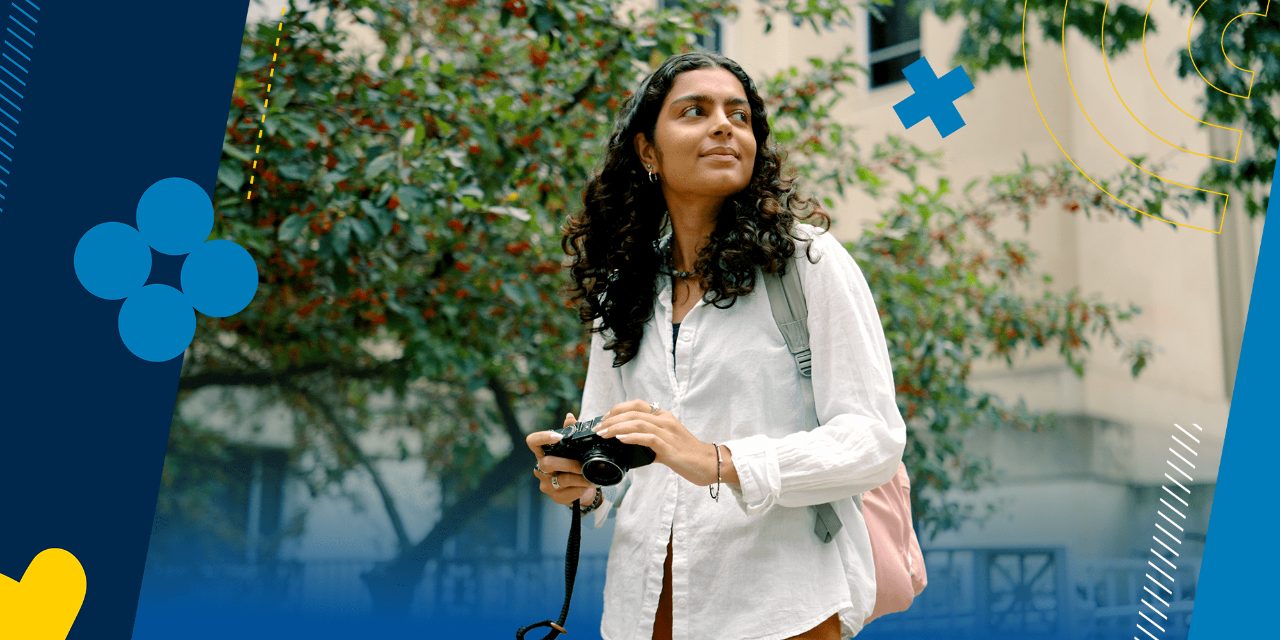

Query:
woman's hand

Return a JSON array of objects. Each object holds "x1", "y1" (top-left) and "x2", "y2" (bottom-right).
[
  {"x1": 526, "y1": 412, "x2": 598, "y2": 507},
  {"x1": 593, "y1": 399, "x2": 736, "y2": 487}
]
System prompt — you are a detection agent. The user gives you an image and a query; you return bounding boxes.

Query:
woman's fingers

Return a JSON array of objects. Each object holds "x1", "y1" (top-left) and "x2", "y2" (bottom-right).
[
  {"x1": 534, "y1": 466, "x2": 593, "y2": 505},
  {"x1": 525, "y1": 413, "x2": 577, "y2": 459},
  {"x1": 612, "y1": 431, "x2": 663, "y2": 454},
  {"x1": 539, "y1": 455, "x2": 584, "y2": 475},
  {"x1": 594, "y1": 416, "x2": 660, "y2": 439},
  {"x1": 525, "y1": 429, "x2": 564, "y2": 459}
]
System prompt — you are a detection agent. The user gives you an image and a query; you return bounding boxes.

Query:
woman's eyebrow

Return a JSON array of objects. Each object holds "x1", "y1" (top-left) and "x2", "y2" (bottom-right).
[{"x1": 669, "y1": 93, "x2": 750, "y2": 107}]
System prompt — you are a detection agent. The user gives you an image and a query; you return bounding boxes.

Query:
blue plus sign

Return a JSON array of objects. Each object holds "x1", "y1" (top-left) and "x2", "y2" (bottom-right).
[{"x1": 892, "y1": 57, "x2": 974, "y2": 138}]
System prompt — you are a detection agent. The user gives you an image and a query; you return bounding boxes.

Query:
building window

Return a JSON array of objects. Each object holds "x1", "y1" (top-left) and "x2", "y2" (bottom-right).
[
  {"x1": 149, "y1": 445, "x2": 289, "y2": 567},
  {"x1": 868, "y1": 0, "x2": 921, "y2": 89},
  {"x1": 659, "y1": 0, "x2": 723, "y2": 53}
]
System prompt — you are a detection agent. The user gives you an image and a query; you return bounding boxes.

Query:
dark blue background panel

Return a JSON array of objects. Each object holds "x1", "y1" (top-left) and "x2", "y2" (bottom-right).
[{"x1": 0, "y1": 2, "x2": 250, "y2": 639}]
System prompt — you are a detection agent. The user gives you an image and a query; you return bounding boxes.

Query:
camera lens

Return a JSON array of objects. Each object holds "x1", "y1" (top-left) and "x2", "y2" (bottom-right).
[{"x1": 582, "y1": 454, "x2": 624, "y2": 486}]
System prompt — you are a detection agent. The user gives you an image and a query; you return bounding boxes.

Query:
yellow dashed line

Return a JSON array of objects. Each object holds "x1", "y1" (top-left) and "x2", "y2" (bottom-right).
[{"x1": 245, "y1": 7, "x2": 288, "y2": 202}]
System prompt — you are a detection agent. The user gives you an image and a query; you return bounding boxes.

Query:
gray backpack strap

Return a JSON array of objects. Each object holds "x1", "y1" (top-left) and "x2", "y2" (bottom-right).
[
  {"x1": 764, "y1": 263, "x2": 842, "y2": 542},
  {"x1": 762, "y1": 265, "x2": 813, "y2": 377}
]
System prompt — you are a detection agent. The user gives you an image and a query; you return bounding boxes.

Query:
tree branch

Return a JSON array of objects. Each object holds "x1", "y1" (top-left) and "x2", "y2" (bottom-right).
[
  {"x1": 289, "y1": 383, "x2": 413, "y2": 551},
  {"x1": 179, "y1": 360, "x2": 404, "y2": 391}
]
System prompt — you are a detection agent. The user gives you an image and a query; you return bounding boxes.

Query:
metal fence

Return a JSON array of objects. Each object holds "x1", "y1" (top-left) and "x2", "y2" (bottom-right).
[{"x1": 145, "y1": 547, "x2": 1196, "y2": 638}]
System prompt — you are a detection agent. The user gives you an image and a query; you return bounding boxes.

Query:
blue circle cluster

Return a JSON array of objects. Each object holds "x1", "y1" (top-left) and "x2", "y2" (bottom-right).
[{"x1": 74, "y1": 177, "x2": 259, "y2": 362}]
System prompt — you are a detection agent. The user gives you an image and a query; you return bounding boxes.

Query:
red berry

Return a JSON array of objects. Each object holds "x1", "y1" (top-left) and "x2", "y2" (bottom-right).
[{"x1": 529, "y1": 46, "x2": 550, "y2": 69}]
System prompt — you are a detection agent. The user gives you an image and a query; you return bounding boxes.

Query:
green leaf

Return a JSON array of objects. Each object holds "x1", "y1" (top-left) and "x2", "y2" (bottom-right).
[
  {"x1": 365, "y1": 152, "x2": 397, "y2": 180},
  {"x1": 217, "y1": 162, "x2": 245, "y2": 192},
  {"x1": 278, "y1": 214, "x2": 308, "y2": 242},
  {"x1": 352, "y1": 217, "x2": 375, "y2": 244}
]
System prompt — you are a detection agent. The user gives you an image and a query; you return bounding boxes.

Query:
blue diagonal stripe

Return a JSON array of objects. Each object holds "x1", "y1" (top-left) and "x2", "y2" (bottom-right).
[
  {"x1": 0, "y1": 164, "x2": 11, "y2": 175},
  {"x1": 0, "y1": 75, "x2": 22, "y2": 98},
  {"x1": 7, "y1": 14, "x2": 30, "y2": 37},
  {"x1": 3, "y1": 52, "x2": 25, "y2": 74},
  {"x1": 4, "y1": 40, "x2": 27, "y2": 62},
  {"x1": 0, "y1": 62, "x2": 25, "y2": 86},
  {"x1": 22, "y1": 0, "x2": 36, "y2": 10},
  {"x1": 0, "y1": 106, "x2": 16, "y2": 124},
  {"x1": 0, "y1": 147, "x2": 12, "y2": 161},
  {"x1": 0, "y1": 88, "x2": 19, "y2": 112},
  {"x1": 8, "y1": 14, "x2": 32, "y2": 36},
  {"x1": 0, "y1": 136, "x2": 14, "y2": 150},
  {"x1": 11, "y1": 3, "x2": 35, "y2": 24},
  {"x1": 0, "y1": 88, "x2": 18, "y2": 112},
  {"x1": 0, "y1": 119, "x2": 15, "y2": 138},
  {"x1": 6, "y1": 27, "x2": 30, "y2": 48}
]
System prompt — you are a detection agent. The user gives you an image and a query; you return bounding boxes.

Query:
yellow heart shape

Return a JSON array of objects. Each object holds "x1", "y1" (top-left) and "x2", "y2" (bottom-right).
[{"x1": 0, "y1": 548, "x2": 87, "y2": 640}]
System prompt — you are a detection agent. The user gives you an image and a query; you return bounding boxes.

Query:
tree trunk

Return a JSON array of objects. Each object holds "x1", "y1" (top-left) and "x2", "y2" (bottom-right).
[
  {"x1": 360, "y1": 446, "x2": 533, "y2": 614},
  {"x1": 361, "y1": 377, "x2": 566, "y2": 615}
]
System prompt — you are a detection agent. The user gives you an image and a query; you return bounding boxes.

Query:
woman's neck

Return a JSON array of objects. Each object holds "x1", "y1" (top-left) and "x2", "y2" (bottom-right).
[{"x1": 668, "y1": 206, "x2": 717, "y2": 273}]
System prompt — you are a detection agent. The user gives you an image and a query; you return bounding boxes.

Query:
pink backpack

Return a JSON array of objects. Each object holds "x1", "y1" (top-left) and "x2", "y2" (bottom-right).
[
  {"x1": 763, "y1": 262, "x2": 928, "y2": 622},
  {"x1": 859, "y1": 463, "x2": 928, "y2": 621}
]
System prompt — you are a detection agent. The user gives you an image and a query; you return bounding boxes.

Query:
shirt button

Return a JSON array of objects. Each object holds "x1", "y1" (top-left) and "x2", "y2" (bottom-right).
[{"x1": 680, "y1": 332, "x2": 691, "y2": 342}]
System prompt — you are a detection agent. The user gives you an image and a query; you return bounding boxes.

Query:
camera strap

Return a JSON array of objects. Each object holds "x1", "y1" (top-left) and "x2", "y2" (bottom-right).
[{"x1": 515, "y1": 499, "x2": 583, "y2": 640}]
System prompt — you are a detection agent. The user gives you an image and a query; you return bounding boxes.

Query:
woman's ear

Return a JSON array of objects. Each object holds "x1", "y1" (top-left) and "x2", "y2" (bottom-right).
[{"x1": 633, "y1": 132, "x2": 656, "y2": 170}]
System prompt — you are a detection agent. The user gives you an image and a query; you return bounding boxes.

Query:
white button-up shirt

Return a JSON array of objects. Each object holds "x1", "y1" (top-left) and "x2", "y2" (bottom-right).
[{"x1": 580, "y1": 224, "x2": 907, "y2": 640}]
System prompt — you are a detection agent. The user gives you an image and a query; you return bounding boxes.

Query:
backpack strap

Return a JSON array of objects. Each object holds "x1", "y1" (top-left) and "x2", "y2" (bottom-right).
[
  {"x1": 762, "y1": 264, "x2": 813, "y2": 377},
  {"x1": 764, "y1": 261, "x2": 842, "y2": 542}
]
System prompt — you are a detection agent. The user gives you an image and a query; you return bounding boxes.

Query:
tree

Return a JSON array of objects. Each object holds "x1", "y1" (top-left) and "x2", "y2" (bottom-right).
[{"x1": 162, "y1": 0, "x2": 1175, "y2": 611}]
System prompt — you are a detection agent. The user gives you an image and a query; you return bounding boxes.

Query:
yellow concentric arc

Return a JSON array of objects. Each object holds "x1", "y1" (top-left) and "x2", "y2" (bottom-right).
[
  {"x1": 1022, "y1": 0, "x2": 1233, "y2": 234},
  {"x1": 1103, "y1": 0, "x2": 1239, "y2": 164},
  {"x1": 1141, "y1": 0, "x2": 1242, "y2": 163},
  {"x1": 1187, "y1": 0, "x2": 1269, "y2": 101}
]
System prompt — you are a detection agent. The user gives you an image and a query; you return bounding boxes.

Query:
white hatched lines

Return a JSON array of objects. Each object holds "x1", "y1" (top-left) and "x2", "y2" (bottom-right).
[
  {"x1": 1134, "y1": 423, "x2": 1201, "y2": 640},
  {"x1": 0, "y1": 0, "x2": 37, "y2": 214}
]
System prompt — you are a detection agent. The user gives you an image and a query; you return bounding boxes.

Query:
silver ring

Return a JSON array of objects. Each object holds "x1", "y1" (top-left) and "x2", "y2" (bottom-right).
[
  {"x1": 649, "y1": 401, "x2": 660, "y2": 414},
  {"x1": 534, "y1": 465, "x2": 546, "y2": 478},
  {"x1": 550, "y1": 473, "x2": 561, "y2": 489}
]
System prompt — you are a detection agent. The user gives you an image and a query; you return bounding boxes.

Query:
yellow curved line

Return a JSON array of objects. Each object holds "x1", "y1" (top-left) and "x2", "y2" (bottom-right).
[
  {"x1": 1061, "y1": 0, "x2": 1228, "y2": 232},
  {"x1": 1219, "y1": 0, "x2": 1269, "y2": 79},
  {"x1": 1142, "y1": 0, "x2": 1242, "y2": 162},
  {"x1": 1021, "y1": 0, "x2": 1227, "y2": 234},
  {"x1": 1188, "y1": 0, "x2": 1249, "y2": 99},
  {"x1": 1102, "y1": 0, "x2": 1235, "y2": 163}
]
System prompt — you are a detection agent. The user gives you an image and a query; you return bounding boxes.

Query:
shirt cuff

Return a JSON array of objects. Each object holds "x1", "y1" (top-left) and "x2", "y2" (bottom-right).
[
  {"x1": 592, "y1": 483, "x2": 623, "y2": 528},
  {"x1": 722, "y1": 434, "x2": 780, "y2": 514}
]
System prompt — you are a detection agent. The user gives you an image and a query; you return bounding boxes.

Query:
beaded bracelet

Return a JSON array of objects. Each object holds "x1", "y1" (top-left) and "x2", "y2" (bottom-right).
[
  {"x1": 576, "y1": 488, "x2": 605, "y2": 514},
  {"x1": 709, "y1": 443, "x2": 722, "y2": 502}
]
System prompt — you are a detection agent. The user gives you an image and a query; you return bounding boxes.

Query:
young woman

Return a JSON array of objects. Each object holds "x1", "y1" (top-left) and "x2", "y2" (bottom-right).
[{"x1": 526, "y1": 52, "x2": 906, "y2": 640}]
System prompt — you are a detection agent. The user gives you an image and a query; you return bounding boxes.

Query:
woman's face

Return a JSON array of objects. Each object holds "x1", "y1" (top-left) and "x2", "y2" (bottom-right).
[{"x1": 634, "y1": 67, "x2": 758, "y2": 209}]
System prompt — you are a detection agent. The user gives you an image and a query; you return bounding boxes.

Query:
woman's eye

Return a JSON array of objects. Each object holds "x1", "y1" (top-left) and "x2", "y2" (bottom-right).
[
  {"x1": 683, "y1": 106, "x2": 703, "y2": 117},
  {"x1": 732, "y1": 111, "x2": 749, "y2": 122}
]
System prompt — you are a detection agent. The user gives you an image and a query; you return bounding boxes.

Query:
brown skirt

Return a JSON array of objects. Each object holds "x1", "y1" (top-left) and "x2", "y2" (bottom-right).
[{"x1": 650, "y1": 536, "x2": 842, "y2": 640}]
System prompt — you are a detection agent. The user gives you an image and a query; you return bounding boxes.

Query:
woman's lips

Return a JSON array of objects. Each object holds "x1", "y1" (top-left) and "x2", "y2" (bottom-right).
[{"x1": 703, "y1": 153, "x2": 737, "y2": 161}]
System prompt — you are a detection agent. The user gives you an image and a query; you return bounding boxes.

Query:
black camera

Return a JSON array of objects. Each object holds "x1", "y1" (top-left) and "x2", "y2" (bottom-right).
[{"x1": 541, "y1": 414, "x2": 656, "y2": 486}]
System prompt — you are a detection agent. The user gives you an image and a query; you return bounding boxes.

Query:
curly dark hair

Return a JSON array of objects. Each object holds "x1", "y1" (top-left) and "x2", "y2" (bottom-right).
[{"x1": 562, "y1": 52, "x2": 830, "y2": 367}]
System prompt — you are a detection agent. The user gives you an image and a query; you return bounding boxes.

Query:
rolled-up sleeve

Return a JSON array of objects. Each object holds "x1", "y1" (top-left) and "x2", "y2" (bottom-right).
[
  {"x1": 724, "y1": 230, "x2": 906, "y2": 513},
  {"x1": 576, "y1": 321, "x2": 630, "y2": 527}
]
